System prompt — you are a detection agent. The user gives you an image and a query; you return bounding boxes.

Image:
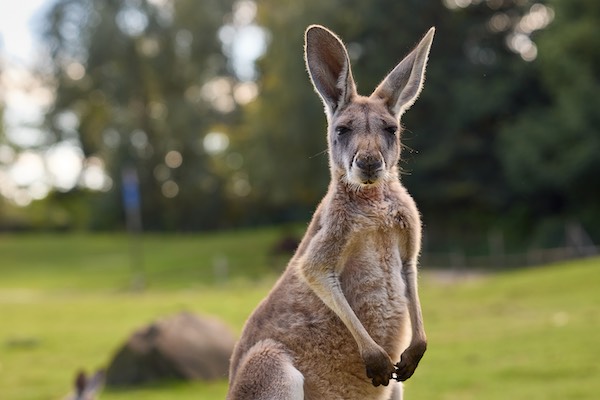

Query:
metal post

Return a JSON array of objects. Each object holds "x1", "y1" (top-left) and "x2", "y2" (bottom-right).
[{"x1": 121, "y1": 166, "x2": 145, "y2": 290}]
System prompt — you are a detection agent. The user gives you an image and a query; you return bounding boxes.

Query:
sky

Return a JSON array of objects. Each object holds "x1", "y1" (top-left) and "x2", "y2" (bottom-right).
[
  {"x1": 0, "y1": 0, "x2": 47, "y2": 66},
  {"x1": 0, "y1": 0, "x2": 50, "y2": 147}
]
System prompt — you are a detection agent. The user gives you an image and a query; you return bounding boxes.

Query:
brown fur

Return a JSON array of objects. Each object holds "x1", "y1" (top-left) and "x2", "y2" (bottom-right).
[{"x1": 227, "y1": 25, "x2": 435, "y2": 400}]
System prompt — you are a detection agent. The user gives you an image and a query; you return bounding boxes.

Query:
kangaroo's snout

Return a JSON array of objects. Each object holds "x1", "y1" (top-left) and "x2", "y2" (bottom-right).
[
  {"x1": 352, "y1": 152, "x2": 384, "y2": 185},
  {"x1": 355, "y1": 154, "x2": 382, "y2": 172}
]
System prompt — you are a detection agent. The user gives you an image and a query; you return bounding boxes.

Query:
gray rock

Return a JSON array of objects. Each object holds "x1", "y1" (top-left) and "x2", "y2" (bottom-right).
[{"x1": 105, "y1": 312, "x2": 235, "y2": 387}]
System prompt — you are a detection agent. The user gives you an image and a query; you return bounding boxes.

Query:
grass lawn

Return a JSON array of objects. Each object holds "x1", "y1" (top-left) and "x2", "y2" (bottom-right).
[{"x1": 0, "y1": 231, "x2": 598, "y2": 399}]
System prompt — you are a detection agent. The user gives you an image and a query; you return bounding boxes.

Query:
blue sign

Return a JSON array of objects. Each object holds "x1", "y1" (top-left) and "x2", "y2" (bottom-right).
[{"x1": 122, "y1": 167, "x2": 141, "y2": 212}]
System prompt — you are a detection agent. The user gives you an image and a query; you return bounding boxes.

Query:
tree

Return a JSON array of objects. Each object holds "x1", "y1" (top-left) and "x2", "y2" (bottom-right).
[
  {"x1": 499, "y1": 0, "x2": 600, "y2": 245},
  {"x1": 41, "y1": 0, "x2": 238, "y2": 230}
]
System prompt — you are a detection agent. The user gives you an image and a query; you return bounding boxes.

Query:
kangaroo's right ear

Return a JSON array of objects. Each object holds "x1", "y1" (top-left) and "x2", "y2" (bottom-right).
[
  {"x1": 305, "y1": 25, "x2": 357, "y2": 117},
  {"x1": 371, "y1": 27, "x2": 435, "y2": 119}
]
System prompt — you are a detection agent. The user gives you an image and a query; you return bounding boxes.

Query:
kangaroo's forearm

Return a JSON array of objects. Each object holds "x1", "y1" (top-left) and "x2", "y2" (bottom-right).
[
  {"x1": 395, "y1": 260, "x2": 427, "y2": 382},
  {"x1": 300, "y1": 267, "x2": 375, "y2": 354},
  {"x1": 298, "y1": 227, "x2": 381, "y2": 354},
  {"x1": 402, "y1": 263, "x2": 426, "y2": 345}
]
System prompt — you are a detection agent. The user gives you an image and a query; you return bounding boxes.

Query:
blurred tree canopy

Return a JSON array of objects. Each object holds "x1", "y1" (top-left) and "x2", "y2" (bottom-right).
[
  {"x1": 499, "y1": 0, "x2": 600, "y2": 245},
  {"x1": 2, "y1": 0, "x2": 595, "y2": 249},
  {"x1": 41, "y1": 0, "x2": 238, "y2": 230}
]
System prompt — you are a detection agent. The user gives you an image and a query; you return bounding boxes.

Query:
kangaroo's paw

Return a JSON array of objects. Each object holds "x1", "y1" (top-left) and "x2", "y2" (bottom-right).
[
  {"x1": 394, "y1": 341, "x2": 427, "y2": 382},
  {"x1": 362, "y1": 347, "x2": 396, "y2": 387}
]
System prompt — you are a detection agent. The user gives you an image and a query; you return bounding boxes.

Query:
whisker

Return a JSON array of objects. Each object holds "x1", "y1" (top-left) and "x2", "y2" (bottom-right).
[
  {"x1": 309, "y1": 149, "x2": 329, "y2": 159},
  {"x1": 400, "y1": 142, "x2": 417, "y2": 154},
  {"x1": 398, "y1": 165, "x2": 413, "y2": 176}
]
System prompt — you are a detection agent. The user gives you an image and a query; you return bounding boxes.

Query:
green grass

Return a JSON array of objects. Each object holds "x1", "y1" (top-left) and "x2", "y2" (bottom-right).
[
  {"x1": 409, "y1": 258, "x2": 600, "y2": 399},
  {"x1": 0, "y1": 231, "x2": 598, "y2": 399},
  {"x1": 1, "y1": 286, "x2": 266, "y2": 399},
  {"x1": 0, "y1": 228, "x2": 300, "y2": 290}
]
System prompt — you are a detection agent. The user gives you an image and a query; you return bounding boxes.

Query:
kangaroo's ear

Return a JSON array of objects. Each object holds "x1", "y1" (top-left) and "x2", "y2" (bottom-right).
[
  {"x1": 371, "y1": 27, "x2": 435, "y2": 118},
  {"x1": 305, "y1": 25, "x2": 356, "y2": 116}
]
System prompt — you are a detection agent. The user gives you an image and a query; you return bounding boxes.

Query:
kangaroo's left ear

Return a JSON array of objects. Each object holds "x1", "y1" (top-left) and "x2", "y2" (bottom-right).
[
  {"x1": 371, "y1": 27, "x2": 435, "y2": 119},
  {"x1": 305, "y1": 25, "x2": 357, "y2": 118}
]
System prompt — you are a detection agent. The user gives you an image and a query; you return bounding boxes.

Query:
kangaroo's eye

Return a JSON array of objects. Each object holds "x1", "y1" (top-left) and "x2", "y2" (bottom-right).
[
  {"x1": 384, "y1": 126, "x2": 398, "y2": 135},
  {"x1": 336, "y1": 126, "x2": 351, "y2": 136}
]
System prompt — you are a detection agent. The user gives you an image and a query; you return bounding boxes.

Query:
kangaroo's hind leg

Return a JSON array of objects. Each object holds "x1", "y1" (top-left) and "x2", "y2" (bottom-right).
[{"x1": 227, "y1": 339, "x2": 304, "y2": 400}]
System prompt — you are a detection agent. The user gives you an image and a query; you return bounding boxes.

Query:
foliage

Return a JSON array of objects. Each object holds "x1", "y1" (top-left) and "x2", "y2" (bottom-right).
[
  {"x1": 1, "y1": 232, "x2": 598, "y2": 399},
  {"x1": 41, "y1": 0, "x2": 239, "y2": 230},
  {"x1": 498, "y1": 0, "x2": 600, "y2": 244},
  {"x1": 13, "y1": 0, "x2": 597, "y2": 249}
]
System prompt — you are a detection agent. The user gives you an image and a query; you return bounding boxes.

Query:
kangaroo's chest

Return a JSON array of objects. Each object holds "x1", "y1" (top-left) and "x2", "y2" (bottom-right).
[{"x1": 340, "y1": 230, "x2": 407, "y2": 340}]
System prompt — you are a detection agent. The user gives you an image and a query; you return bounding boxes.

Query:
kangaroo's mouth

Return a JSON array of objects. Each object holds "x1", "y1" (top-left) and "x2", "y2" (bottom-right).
[
  {"x1": 347, "y1": 167, "x2": 384, "y2": 187},
  {"x1": 360, "y1": 177, "x2": 378, "y2": 185},
  {"x1": 358, "y1": 166, "x2": 384, "y2": 185}
]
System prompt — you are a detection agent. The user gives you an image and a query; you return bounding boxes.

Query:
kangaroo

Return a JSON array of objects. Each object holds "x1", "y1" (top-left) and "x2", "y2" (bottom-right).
[
  {"x1": 63, "y1": 370, "x2": 104, "y2": 400},
  {"x1": 227, "y1": 25, "x2": 435, "y2": 400}
]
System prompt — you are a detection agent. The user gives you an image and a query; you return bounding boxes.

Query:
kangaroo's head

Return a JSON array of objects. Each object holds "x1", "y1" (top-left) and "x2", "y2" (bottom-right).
[{"x1": 305, "y1": 25, "x2": 434, "y2": 188}]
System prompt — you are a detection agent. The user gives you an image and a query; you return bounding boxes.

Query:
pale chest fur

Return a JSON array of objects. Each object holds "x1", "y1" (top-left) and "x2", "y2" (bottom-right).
[{"x1": 341, "y1": 224, "x2": 408, "y2": 352}]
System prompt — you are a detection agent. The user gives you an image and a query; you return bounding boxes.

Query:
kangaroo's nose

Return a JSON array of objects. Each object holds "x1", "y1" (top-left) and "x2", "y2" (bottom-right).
[{"x1": 355, "y1": 155, "x2": 382, "y2": 172}]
